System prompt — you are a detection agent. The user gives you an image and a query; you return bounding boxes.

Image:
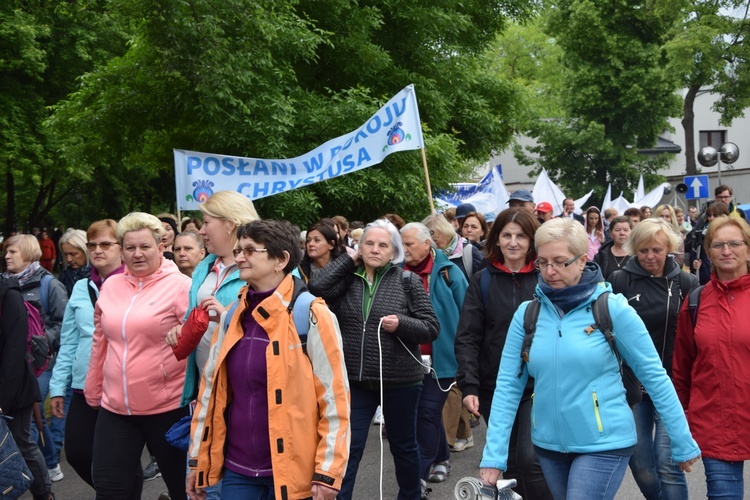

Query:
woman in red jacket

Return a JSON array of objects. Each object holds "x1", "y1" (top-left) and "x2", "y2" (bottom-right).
[{"x1": 674, "y1": 215, "x2": 750, "y2": 499}]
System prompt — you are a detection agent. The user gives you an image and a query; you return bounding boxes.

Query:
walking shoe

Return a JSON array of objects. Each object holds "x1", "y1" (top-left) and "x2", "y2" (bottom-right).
[
  {"x1": 420, "y1": 479, "x2": 432, "y2": 499},
  {"x1": 143, "y1": 457, "x2": 161, "y2": 481},
  {"x1": 371, "y1": 405, "x2": 384, "y2": 425},
  {"x1": 48, "y1": 464, "x2": 64, "y2": 482},
  {"x1": 449, "y1": 435, "x2": 474, "y2": 452},
  {"x1": 428, "y1": 461, "x2": 451, "y2": 483}
]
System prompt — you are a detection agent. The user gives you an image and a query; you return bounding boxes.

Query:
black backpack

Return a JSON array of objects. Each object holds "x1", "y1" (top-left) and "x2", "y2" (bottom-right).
[{"x1": 520, "y1": 292, "x2": 642, "y2": 406}]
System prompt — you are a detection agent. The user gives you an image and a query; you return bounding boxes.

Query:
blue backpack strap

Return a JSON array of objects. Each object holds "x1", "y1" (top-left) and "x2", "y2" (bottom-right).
[
  {"x1": 479, "y1": 267, "x2": 491, "y2": 304},
  {"x1": 39, "y1": 274, "x2": 53, "y2": 315},
  {"x1": 223, "y1": 300, "x2": 240, "y2": 332},
  {"x1": 292, "y1": 291, "x2": 315, "y2": 340}
]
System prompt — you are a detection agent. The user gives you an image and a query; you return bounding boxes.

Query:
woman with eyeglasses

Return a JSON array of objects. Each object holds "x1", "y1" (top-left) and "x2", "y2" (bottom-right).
[
  {"x1": 186, "y1": 219, "x2": 349, "y2": 500},
  {"x1": 454, "y1": 208, "x2": 551, "y2": 499},
  {"x1": 689, "y1": 202, "x2": 730, "y2": 285},
  {"x1": 608, "y1": 219, "x2": 698, "y2": 500},
  {"x1": 674, "y1": 216, "x2": 750, "y2": 499},
  {"x1": 479, "y1": 217, "x2": 700, "y2": 499},
  {"x1": 49, "y1": 220, "x2": 126, "y2": 490}
]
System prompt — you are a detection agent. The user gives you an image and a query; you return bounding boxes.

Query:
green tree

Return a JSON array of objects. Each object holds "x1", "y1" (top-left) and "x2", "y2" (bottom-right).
[
  {"x1": 664, "y1": 0, "x2": 750, "y2": 177},
  {"x1": 508, "y1": 0, "x2": 685, "y2": 200},
  {"x1": 0, "y1": 1, "x2": 129, "y2": 233},
  {"x1": 48, "y1": 0, "x2": 534, "y2": 227}
]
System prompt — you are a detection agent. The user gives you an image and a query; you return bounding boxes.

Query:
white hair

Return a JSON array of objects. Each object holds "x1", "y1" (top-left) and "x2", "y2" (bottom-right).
[
  {"x1": 400, "y1": 222, "x2": 435, "y2": 247},
  {"x1": 362, "y1": 219, "x2": 404, "y2": 265}
]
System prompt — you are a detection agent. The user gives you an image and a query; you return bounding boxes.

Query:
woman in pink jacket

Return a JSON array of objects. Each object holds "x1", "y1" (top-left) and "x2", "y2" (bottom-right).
[{"x1": 85, "y1": 212, "x2": 192, "y2": 500}]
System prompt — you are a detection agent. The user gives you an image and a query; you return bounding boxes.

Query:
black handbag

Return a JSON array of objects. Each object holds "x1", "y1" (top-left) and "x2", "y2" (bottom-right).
[{"x1": 0, "y1": 415, "x2": 33, "y2": 499}]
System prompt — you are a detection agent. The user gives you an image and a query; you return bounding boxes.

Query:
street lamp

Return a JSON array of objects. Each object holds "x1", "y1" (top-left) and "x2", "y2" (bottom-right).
[{"x1": 697, "y1": 142, "x2": 740, "y2": 185}]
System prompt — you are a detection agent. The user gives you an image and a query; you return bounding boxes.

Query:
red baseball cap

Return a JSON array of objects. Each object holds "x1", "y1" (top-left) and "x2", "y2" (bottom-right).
[{"x1": 536, "y1": 202, "x2": 553, "y2": 213}]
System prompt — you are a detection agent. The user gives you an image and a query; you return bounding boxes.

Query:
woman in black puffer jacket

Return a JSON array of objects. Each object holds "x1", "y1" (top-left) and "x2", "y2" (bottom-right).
[
  {"x1": 608, "y1": 218, "x2": 698, "y2": 500},
  {"x1": 309, "y1": 219, "x2": 439, "y2": 500}
]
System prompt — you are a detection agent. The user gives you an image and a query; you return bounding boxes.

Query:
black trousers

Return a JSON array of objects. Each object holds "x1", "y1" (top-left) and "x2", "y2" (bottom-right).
[
  {"x1": 92, "y1": 406, "x2": 188, "y2": 500},
  {"x1": 65, "y1": 392, "x2": 144, "y2": 497}
]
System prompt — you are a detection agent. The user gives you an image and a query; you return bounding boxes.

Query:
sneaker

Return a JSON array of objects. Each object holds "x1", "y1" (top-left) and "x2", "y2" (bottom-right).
[
  {"x1": 420, "y1": 479, "x2": 432, "y2": 500},
  {"x1": 449, "y1": 435, "x2": 474, "y2": 452},
  {"x1": 143, "y1": 458, "x2": 161, "y2": 481},
  {"x1": 48, "y1": 464, "x2": 64, "y2": 482},
  {"x1": 371, "y1": 405, "x2": 384, "y2": 425},
  {"x1": 428, "y1": 461, "x2": 451, "y2": 483}
]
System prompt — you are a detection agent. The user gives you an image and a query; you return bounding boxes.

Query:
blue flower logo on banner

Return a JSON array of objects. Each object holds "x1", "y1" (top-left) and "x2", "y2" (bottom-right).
[
  {"x1": 189, "y1": 179, "x2": 215, "y2": 203},
  {"x1": 382, "y1": 122, "x2": 411, "y2": 152}
]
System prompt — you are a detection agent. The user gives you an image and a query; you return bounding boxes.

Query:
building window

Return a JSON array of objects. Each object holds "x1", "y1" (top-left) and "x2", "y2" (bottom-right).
[{"x1": 699, "y1": 130, "x2": 726, "y2": 149}]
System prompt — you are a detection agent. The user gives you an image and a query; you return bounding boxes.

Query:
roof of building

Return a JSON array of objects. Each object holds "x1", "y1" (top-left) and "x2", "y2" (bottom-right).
[{"x1": 638, "y1": 136, "x2": 682, "y2": 155}]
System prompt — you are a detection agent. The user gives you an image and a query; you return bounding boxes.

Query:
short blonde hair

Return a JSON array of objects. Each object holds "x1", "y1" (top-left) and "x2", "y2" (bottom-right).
[
  {"x1": 199, "y1": 191, "x2": 259, "y2": 228},
  {"x1": 422, "y1": 214, "x2": 455, "y2": 242},
  {"x1": 59, "y1": 228, "x2": 89, "y2": 266},
  {"x1": 116, "y1": 212, "x2": 164, "y2": 244},
  {"x1": 87, "y1": 219, "x2": 117, "y2": 242},
  {"x1": 535, "y1": 217, "x2": 588, "y2": 256},
  {"x1": 5, "y1": 234, "x2": 42, "y2": 262},
  {"x1": 625, "y1": 218, "x2": 681, "y2": 255}
]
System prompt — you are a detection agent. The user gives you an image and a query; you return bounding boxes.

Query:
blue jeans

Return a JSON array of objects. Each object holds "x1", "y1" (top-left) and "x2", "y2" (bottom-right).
[
  {"x1": 337, "y1": 382, "x2": 422, "y2": 500},
  {"x1": 536, "y1": 447, "x2": 631, "y2": 500},
  {"x1": 629, "y1": 395, "x2": 687, "y2": 499},
  {"x1": 30, "y1": 367, "x2": 71, "y2": 468},
  {"x1": 417, "y1": 375, "x2": 451, "y2": 479},
  {"x1": 703, "y1": 458, "x2": 744, "y2": 499},
  {"x1": 221, "y1": 469, "x2": 275, "y2": 500}
]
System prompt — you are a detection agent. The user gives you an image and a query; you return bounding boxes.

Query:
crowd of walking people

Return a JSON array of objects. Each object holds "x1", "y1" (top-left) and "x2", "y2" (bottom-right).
[{"x1": 0, "y1": 183, "x2": 748, "y2": 500}]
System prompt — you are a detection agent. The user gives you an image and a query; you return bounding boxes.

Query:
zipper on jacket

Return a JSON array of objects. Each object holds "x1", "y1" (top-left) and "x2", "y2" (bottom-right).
[
  {"x1": 592, "y1": 392, "x2": 603, "y2": 432},
  {"x1": 358, "y1": 266, "x2": 395, "y2": 381},
  {"x1": 662, "y1": 278, "x2": 672, "y2": 361},
  {"x1": 627, "y1": 294, "x2": 641, "y2": 302},
  {"x1": 120, "y1": 280, "x2": 142, "y2": 415}
]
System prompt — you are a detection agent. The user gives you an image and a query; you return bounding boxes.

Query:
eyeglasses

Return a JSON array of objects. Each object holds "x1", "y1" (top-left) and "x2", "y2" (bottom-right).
[
  {"x1": 534, "y1": 254, "x2": 583, "y2": 271},
  {"x1": 86, "y1": 242, "x2": 118, "y2": 251},
  {"x1": 709, "y1": 240, "x2": 747, "y2": 251},
  {"x1": 232, "y1": 246, "x2": 269, "y2": 258},
  {"x1": 716, "y1": 194, "x2": 732, "y2": 201}
]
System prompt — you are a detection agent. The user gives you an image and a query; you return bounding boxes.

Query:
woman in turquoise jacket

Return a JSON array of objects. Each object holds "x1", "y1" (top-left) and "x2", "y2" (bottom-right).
[
  {"x1": 479, "y1": 217, "x2": 700, "y2": 500},
  {"x1": 176, "y1": 190, "x2": 260, "y2": 408}
]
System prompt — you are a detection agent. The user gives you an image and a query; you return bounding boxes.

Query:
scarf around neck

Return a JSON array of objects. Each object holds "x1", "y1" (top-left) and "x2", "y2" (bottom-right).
[
  {"x1": 538, "y1": 261, "x2": 604, "y2": 314},
  {"x1": 3, "y1": 261, "x2": 41, "y2": 286}
]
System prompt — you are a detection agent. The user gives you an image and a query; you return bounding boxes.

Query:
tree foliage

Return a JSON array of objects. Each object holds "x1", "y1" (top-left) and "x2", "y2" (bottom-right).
[
  {"x1": 0, "y1": 1, "x2": 130, "y2": 233},
  {"x1": 43, "y1": 0, "x2": 534, "y2": 228},
  {"x1": 664, "y1": 0, "x2": 750, "y2": 175}
]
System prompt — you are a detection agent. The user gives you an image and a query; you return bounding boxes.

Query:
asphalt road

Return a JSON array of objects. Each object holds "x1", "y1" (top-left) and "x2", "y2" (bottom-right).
[{"x1": 21, "y1": 419, "x2": 750, "y2": 499}]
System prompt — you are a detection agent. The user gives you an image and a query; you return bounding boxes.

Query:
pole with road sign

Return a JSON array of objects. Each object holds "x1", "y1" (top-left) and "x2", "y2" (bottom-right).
[{"x1": 684, "y1": 175, "x2": 709, "y2": 200}]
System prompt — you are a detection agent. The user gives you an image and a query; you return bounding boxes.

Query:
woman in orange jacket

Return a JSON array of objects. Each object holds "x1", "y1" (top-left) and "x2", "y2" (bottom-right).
[{"x1": 184, "y1": 219, "x2": 350, "y2": 500}]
